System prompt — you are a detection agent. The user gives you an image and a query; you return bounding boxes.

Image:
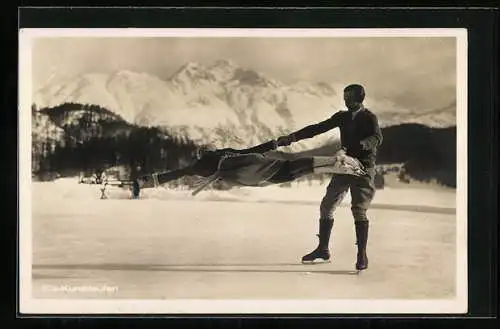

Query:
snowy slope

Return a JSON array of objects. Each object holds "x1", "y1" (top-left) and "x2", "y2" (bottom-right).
[
  {"x1": 33, "y1": 59, "x2": 456, "y2": 149},
  {"x1": 32, "y1": 111, "x2": 66, "y2": 143}
]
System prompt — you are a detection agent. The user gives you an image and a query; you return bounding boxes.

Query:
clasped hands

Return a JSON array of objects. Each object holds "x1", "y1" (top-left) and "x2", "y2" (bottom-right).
[{"x1": 276, "y1": 134, "x2": 296, "y2": 147}]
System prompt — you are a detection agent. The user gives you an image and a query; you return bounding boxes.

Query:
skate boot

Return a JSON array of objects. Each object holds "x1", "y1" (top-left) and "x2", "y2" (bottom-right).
[
  {"x1": 355, "y1": 221, "x2": 369, "y2": 271},
  {"x1": 301, "y1": 219, "x2": 334, "y2": 264}
]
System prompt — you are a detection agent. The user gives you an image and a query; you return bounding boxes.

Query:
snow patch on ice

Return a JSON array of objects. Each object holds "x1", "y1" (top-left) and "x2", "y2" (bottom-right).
[{"x1": 33, "y1": 177, "x2": 456, "y2": 210}]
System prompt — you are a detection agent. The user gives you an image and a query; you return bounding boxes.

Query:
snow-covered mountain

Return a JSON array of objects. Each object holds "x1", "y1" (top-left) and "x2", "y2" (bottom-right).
[{"x1": 33, "y1": 59, "x2": 456, "y2": 150}]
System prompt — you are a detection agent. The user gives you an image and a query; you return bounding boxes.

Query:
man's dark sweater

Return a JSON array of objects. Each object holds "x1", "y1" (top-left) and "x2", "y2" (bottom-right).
[{"x1": 290, "y1": 108, "x2": 383, "y2": 168}]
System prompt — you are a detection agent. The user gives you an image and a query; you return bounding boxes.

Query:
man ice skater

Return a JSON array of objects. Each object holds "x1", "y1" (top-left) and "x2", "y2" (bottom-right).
[{"x1": 276, "y1": 84, "x2": 383, "y2": 271}]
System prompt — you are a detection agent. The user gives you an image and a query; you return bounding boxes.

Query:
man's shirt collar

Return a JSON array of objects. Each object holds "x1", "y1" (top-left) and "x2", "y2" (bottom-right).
[{"x1": 351, "y1": 105, "x2": 365, "y2": 119}]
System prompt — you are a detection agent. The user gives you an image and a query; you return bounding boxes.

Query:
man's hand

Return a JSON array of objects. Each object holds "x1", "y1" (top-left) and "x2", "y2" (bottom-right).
[
  {"x1": 360, "y1": 139, "x2": 371, "y2": 150},
  {"x1": 276, "y1": 134, "x2": 295, "y2": 147}
]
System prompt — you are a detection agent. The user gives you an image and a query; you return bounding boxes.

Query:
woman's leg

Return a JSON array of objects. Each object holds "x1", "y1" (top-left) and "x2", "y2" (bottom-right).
[
  {"x1": 289, "y1": 158, "x2": 315, "y2": 177},
  {"x1": 156, "y1": 167, "x2": 194, "y2": 185},
  {"x1": 283, "y1": 156, "x2": 360, "y2": 179},
  {"x1": 266, "y1": 158, "x2": 314, "y2": 184},
  {"x1": 136, "y1": 166, "x2": 194, "y2": 188},
  {"x1": 267, "y1": 155, "x2": 365, "y2": 184}
]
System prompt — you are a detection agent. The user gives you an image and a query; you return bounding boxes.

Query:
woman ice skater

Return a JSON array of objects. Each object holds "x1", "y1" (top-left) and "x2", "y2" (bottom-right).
[{"x1": 133, "y1": 139, "x2": 367, "y2": 196}]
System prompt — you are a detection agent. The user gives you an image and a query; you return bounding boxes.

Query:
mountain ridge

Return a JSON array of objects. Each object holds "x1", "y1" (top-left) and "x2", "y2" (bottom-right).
[{"x1": 33, "y1": 59, "x2": 456, "y2": 150}]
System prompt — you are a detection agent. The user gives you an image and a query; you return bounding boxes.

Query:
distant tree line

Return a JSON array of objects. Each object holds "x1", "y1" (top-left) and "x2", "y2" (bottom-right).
[
  {"x1": 274, "y1": 123, "x2": 457, "y2": 188},
  {"x1": 32, "y1": 102, "x2": 201, "y2": 182},
  {"x1": 32, "y1": 103, "x2": 457, "y2": 189},
  {"x1": 376, "y1": 123, "x2": 456, "y2": 188}
]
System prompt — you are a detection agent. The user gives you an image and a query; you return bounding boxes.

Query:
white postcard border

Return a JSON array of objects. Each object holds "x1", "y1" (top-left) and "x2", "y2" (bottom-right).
[{"x1": 18, "y1": 27, "x2": 468, "y2": 315}]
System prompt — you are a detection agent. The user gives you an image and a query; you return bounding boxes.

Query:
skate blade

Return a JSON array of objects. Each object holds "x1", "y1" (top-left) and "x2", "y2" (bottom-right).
[
  {"x1": 301, "y1": 259, "x2": 331, "y2": 265},
  {"x1": 354, "y1": 267, "x2": 368, "y2": 274}
]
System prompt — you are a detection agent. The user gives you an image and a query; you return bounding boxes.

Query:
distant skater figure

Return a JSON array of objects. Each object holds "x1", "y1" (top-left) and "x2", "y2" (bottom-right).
[
  {"x1": 128, "y1": 163, "x2": 143, "y2": 199},
  {"x1": 131, "y1": 180, "x2": 140, "y2": 199},
  {"x1": 99, "y1": 183, "x2": 108, "y2": 200}
]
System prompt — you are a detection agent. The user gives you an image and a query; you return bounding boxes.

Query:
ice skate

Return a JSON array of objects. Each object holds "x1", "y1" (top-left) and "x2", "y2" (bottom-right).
[
  {"x1": 312, "y1": 150, "x2": 367, "y2": 177},
  {"x1": 354, "y1": 221, "x2": 369, "y2": 271},
  {"x1": 355, "y1": 249, "x2": 369, "y2": 271},
  {"x1": 301, "y1": 240, "x2": 331, "y2": 264},
  {"x1": 301, "y1": 219, "x2": 334, "y2": 264}
]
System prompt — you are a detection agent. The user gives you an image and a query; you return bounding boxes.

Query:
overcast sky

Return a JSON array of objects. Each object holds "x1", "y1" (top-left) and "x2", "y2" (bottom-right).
[{"x1": 32, "y1": 37, "x2": 456, "y2": 111}]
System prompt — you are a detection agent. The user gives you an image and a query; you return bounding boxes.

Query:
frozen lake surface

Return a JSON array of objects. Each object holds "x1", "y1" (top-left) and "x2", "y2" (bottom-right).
[{"x1": 24, "y1": 178, "x2": 464, "y2": 313}]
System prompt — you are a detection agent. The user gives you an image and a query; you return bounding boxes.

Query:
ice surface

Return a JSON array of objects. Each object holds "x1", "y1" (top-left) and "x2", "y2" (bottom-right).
[{"x1": 30, "y1": 178, "x2": 458, "y2": 302}]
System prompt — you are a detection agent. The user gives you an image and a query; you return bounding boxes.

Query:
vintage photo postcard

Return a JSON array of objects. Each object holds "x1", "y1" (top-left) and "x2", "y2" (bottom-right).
[{"x1": 19, "y1": 28, "x2": 468, "y2": 314}]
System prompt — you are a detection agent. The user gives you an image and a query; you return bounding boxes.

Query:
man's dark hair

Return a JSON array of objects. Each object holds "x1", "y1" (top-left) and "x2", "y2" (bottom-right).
[{"x1": 344, "y1": 84, "x2": 366, "y2": 102}]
